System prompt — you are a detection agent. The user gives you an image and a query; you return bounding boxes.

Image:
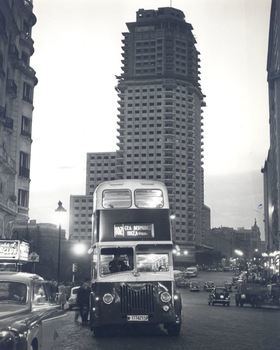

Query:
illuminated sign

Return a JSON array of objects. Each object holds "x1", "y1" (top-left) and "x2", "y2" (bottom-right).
[
  {"x1": 0, "y1": 240, "x2": 30, "y2": 262},
  {"x1": 114, "y1": 224, "x2": 154, "y2": 239}
]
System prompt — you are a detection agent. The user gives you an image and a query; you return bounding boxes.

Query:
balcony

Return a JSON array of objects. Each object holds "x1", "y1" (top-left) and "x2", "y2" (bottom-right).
[
  {"x1": 19, "y1": 32, "x2": 34, "y2": 51},
  {"x1": 15, "y1": 60, "x2": 37, "y2": 83}
]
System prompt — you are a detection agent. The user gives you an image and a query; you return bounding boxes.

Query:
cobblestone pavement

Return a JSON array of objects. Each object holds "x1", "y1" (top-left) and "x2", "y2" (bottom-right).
[{"x1": 54, "y1": 272, "x2": 280, "y2": 350}]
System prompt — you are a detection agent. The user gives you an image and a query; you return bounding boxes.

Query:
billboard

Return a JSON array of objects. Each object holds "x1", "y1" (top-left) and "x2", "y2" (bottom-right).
[{"x1": 0, "y1": 240, "x2": 30, "y2": 262}]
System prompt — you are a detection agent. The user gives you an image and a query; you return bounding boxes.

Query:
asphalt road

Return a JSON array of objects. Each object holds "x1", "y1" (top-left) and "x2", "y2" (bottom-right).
[{"x1": 55, "y1": 272, "x2": 280, "y2": 350}]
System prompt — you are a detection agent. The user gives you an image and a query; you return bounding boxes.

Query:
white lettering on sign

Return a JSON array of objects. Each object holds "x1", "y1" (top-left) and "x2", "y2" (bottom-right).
[
  {"x1": 0, "y1": 241, "x2": 29, "y2": 261},
  {"x1": 114, "y1": 224, "x2": 154, "y2": 239}
]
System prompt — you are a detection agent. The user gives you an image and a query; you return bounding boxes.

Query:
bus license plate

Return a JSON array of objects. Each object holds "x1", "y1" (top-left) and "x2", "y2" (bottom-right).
[{"x1": 127, "y1": 315, "x2": 149, "y2": 322}]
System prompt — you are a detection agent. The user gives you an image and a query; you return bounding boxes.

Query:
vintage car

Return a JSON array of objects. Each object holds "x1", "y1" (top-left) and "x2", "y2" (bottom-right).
[
  {"x1": 208, "y1": 287, "x2": 230, "y2": 306},
  {"x1": 224, "y1": 281, "x2": 233, "y2": 292},
  {"x1": 175, "y1": 277, "x2": 189, "y2": 288},
  {"x1": 68, "y1": 285, "x2": 80, "y2": 310},
  {"x1": 0, "y1": 271, "x2": 66, "y2": 349},
  {"x1": 189, "y1": 281, "x2": 200, "y2": 292},
  {"x1": 204, "y1": 281, "x2": 215, "y2": 292}
]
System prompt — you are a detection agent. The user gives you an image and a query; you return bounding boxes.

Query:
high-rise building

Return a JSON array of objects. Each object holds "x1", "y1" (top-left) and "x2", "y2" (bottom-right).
[
  {"x1": 69, "y1": 152, "x2": 117, "y2": 241},
  {"x1": 262, "y1": 0, "x2": 280, "y2": 252},
  {"x1": 0, "y1": 0, "x2": 37, "y2": 238},
  {"x1": 115, "y1": 7, "x2": 206, "y2": 250}
]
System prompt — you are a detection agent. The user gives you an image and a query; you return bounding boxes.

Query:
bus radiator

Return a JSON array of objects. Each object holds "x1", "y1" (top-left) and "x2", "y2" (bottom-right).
[{"x1": 120, "y1": 284, "x2": 155, "y2": 314}]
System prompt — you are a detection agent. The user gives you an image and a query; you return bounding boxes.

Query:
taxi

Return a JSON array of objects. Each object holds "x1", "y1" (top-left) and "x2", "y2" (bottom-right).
[{"x1": 0, "y1": 271, "x2": 66, "y2": 350}]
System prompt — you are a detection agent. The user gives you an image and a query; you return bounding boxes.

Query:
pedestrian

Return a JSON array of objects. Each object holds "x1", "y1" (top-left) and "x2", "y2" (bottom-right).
[
  {"x1": 58, "y1": 284, "x2": 67, "y2": 310},
  {"x1": 76, "y1": 280, "x2": 91, "y2": 325}
]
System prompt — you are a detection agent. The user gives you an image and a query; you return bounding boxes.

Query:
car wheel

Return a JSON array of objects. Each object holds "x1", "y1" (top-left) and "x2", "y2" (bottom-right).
[
  {"x1": 227, "y1": 303, "x2": 230, "y2": 307},
  {"x1": 208, "y1": 302, "x2": 211, "y2": 306},
  {"x1": 240, "y1": 302, "x2": 244, "y2": 307}
]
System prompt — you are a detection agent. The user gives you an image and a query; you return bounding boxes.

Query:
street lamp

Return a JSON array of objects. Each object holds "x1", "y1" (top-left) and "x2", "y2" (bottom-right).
[
  {"x1": 234, "y1": 249, "x2": 244, "y2": 257},
  {"x1": 55, "y1": 201, "x2": 66, "y2": 286}
]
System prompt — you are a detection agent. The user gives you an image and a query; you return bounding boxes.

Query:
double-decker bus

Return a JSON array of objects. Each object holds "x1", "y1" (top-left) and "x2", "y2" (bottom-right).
[{"x1": 89, "y1": 180, "x2": 182, "y2": 336}]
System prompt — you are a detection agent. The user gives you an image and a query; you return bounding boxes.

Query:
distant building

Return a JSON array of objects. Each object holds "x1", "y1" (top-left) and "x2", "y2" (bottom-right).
[
  {"x1": 0, "y1": 0, "x2": 37, "y2": 238},
  {"x1": 12, "y1": 220, "x2": 68, "y2": 280},
  {"x1": 69, "y1": 195, "x2": 92, "y2": 241},
  {"x1": 12, "y1": 220, "x2": 91, "y2": 282},
  {"x1": 262, "y1": 0, "x2": 280, "y2": 252},
  {"x1": 209, "y1": 221, "x2": 263, "y2": 259},
  {"x1": 86, "y1": 152, "x2": 117, "y2": 196},
  {"x1": 69, "y1": 152, "x2": 117, "y2": 241}
]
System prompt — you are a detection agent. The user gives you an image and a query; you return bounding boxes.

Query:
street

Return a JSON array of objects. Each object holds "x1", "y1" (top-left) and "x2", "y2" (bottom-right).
[{"x1": 55, "y1": 272, "x2": 280, "y2": 350}]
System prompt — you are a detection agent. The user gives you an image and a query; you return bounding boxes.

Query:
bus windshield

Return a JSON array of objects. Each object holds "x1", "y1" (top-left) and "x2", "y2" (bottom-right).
[
  {"x1": 135, "y1": 189, "x2": 164, "y2": 208},
  {"x1": 136, "y1": 253, "x2": 169, "y2": 272},
  {"x1": 100, "y1": 247, "x2": 134, "y2": 275},
  {"x1": 102, "y1": 190, "x2": 131, "y2": 208}
]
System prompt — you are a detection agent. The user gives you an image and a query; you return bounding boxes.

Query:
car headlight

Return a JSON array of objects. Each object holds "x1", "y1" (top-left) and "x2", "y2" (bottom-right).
[
  {"x1": 160, "y1": 291, "x2": 171, "y2": 303},
  {"x1": 103, "y1": 293, "x2": 114, "y2": 304}
]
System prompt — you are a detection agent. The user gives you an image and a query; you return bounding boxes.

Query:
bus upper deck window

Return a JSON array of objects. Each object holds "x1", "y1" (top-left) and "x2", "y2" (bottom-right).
[
  {"x1": 135, "y1": 189, "x2": 164, "y2": 208},
  {"x1": 102, "y1": 189, "x2": 132, "y2": 208}
]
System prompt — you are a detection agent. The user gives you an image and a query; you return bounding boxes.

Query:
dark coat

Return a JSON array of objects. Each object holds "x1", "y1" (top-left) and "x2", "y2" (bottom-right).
[{"x1": 76, "y1": 286, "x2": 91, "y2": 307}]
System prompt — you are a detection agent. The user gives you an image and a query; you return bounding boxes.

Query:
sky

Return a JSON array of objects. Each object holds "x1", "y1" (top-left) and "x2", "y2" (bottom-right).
[{"x1": 29, "y1": 0, "x2": 271, "y2": 236}]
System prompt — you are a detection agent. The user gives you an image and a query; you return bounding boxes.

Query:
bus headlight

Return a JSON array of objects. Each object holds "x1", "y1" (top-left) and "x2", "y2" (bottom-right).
[
  {"x1": 103, "y1": 293, "x2": 114, "y2": 304},
  {"x1": 160, "y1": 291, "x2": 171, "y2": 303}
]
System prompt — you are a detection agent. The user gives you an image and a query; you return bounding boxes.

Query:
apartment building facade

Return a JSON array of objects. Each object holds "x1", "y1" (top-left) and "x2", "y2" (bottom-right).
[
  {"x1": 262, "y1": 0, "x2": 280, "y2": 252},
  {"x1": 69, "y1": 152, "x2": 117, "y2": 241},
  {"x1": 0, "y1": 0, "x2": 37, "y2": 238},
  {"x1": 116, "y1": 7, "x2": 206, "y2": 248}
]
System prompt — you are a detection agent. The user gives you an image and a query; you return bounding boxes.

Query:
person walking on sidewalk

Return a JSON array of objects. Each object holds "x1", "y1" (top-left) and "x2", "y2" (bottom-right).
[{"x1": 76, "y1": 280, "x2": 91, "y2": 325}]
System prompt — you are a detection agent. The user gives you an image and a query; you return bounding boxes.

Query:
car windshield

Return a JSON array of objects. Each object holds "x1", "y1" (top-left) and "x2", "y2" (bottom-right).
[
  {"x1": 0, "y1": 281, "x2": 27, "y2": 304},
  {"x1": 215, "y1": 288, "x2": 225, "y2": 293}
]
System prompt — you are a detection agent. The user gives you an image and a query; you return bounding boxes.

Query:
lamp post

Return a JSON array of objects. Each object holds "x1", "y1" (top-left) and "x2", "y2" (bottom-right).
[{"x1": 55, "y1": 201, "x2": 66, "y2": 286}]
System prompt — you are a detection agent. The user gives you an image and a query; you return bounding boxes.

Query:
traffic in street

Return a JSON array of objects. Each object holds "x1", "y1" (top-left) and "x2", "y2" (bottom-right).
[{"x1": 55, "y1": 271, "x2": 280, "y2": 350}]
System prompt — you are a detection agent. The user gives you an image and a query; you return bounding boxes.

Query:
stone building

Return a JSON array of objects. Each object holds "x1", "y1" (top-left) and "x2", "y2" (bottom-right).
[
  {"x1": 209, "y1": 221, "x2": 263, "y2": 259},
  {"x1": 262, "y1": 0, "x2": 280, "y2": 252},
  {"x1": 0, "y1": 0, "x2": 37, "y2": 238}
]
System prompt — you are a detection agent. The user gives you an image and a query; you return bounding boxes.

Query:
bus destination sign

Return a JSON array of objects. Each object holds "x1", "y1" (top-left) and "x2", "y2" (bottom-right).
[{"x1": 114, "y1": 223, "x2": 154, "y2": 239}]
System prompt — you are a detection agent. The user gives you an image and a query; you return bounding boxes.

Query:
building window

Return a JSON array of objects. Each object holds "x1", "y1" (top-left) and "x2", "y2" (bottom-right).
[
  {"x1": 19, "y1": 151, "x2": 30, "y2": 178},
  {"x1": 18, "y1": 189, "x2": 29, "y2": 207},
  {"x1": 23, "y1": 82, "x2": 33, "y2": 103},
  {"x1": 21, "y1": 116, "x2": 32, "y2": 137}
]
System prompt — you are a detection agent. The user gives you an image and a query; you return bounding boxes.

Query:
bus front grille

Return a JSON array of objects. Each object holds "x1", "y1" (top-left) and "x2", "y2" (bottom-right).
[{"x1": 120, "y1": 284, "x2": 155, "y2": 314}]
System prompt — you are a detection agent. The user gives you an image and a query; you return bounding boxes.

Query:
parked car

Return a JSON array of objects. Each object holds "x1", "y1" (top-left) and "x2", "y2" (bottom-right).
[
  {"x1": 0, "y1": 271, "x2": 66, "y2": 349},
  {"x1": 204, "y1": 281, "x2": 215, "y2": 292},
  {"x1": 190, "y1": 281, "x2": 200, "y2": 292},
  {"x1": 208, "y1": 287, "x2": 230, "y2": 306},
  {"x1": 68, "y1": 286, "x2": 80, "y2": 310}
]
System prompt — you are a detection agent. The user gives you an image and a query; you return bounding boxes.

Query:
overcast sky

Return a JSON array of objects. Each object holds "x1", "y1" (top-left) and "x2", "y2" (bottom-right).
[{"x1": 29, "y1": 0, "x2": 271, "y2": 234}]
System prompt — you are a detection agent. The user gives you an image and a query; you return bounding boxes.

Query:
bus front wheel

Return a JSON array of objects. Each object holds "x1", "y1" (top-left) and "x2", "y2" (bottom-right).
[
  {"x1": 165, "y1": 323, "x2": 181, "y2": 336},
  {"x1": 92, "y1": 326, "x2": 105, "y2": 337}
]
